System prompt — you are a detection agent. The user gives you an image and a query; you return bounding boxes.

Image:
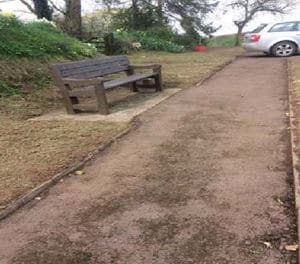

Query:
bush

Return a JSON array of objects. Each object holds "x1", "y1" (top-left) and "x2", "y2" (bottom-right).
[
  {"x1": 142, "y1": 26, "x2": 176, "y2": 41},
  {"x1": 0, "y1": 15, "x2": 97, "y2": 59},
  {"x1": 207, "y1": 35, "x2": 236, "y2": 48},
  {"x1": 132, "y1": 31, "x2": 184, "y2": 53},
  {"x1": 173, "y1": 34, "x2": 199, "y2": 49},
  {"x1": 82, "y1": 9, "x2": 115, "y2": 40},
  {"x1": 113, "y1": 30, "x2": 184, "y2": 53}
]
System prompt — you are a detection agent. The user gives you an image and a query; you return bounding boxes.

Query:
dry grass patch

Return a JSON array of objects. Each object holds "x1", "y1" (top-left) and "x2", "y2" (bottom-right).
[
  {"x1": 289, "y1": 56, "x2": 300, "y2": 159},
  {"x1": 0, "y1": 48, "x2": 240, "y2": 207},
  {"x1": 0, "y1": 117, "x2": 127, "y2": 206},
  {"x1": 130, "y1": 48, "x2": 241, "y2": 89}
]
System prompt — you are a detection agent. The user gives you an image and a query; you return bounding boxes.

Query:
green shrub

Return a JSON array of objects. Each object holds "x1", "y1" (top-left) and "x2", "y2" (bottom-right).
[
  {"x1": 143, "y1": 26, "x2": 177, "y2": 41},
  {"x1": 132, "y1": 31, "x2": 184, "y2": 53},
  {"x1": 207, "y1": 35, "x2": 236, "y2": 48},
  {"x1": 0, "y1": 15, "x2": 97, "y2": 58},
  {"x1": 173, "y1": 33, "x2": 199, "y2": 49}
]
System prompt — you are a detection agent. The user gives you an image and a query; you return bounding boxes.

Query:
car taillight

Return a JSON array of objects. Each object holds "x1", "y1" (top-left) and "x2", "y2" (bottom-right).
[{"x1": 250, "y1": 34, "x2": 261, "y2": 43}]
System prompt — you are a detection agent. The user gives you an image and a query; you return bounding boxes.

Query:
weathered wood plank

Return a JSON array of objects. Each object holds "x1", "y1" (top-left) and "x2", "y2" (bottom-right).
[{"x1": 50, "y1": 56, "x2": 162, "y2": 115}]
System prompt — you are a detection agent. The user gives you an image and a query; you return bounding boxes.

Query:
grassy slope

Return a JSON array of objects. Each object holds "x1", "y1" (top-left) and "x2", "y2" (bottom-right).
[{"x1": 0, "y1": 18, "x2": 242, "y2": 208}]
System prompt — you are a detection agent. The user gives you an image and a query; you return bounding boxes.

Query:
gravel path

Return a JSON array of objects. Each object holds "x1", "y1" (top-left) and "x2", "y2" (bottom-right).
[{"x1": 0, "y1": 55, "x2": 297, "y2": 264}]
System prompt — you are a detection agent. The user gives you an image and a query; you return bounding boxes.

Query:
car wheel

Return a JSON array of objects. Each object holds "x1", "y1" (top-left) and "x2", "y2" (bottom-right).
[{"x1": 272, "y1": 41, "x2": 297, "y2": 57}]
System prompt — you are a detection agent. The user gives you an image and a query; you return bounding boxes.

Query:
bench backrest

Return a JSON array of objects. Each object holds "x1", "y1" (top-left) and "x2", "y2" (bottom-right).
[{"x1": 51, "y1": 55, "x2": 130, "y2": 80}]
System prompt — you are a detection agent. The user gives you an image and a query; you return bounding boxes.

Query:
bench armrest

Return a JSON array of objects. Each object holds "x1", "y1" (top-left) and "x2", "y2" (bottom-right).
[
  {"x1": 130, "y1": 64, "x2": 161, "y2": 70},
  {"x1": 63, "y1": 77, "x2": 104, "y2": 86}
]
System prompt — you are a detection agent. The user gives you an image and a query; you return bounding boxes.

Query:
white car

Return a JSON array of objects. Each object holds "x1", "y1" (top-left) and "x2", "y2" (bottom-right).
[{"x1": 242, "y1": 21, "x2": 300, "y2": 57}]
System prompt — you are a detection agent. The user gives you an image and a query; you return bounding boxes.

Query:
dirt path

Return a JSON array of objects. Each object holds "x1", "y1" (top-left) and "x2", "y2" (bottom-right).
[{"x1": 0, "y1": 55, "x2": 297, "y2": 264}]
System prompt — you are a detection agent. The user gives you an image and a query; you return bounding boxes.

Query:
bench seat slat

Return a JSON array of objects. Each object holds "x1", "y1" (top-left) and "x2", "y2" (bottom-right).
[
  {"x1": 69, "y1": 73, "x2": 157, "y2": 97},
  {"x1": 105, "y1": 73, "x2": 156, "y2": 89},
  {"x1": 55, "y1": 56, "x2": 130, "y2": 78},
  {"x1": 50, "y1": 55, "x2": 162, "y2": 115}
]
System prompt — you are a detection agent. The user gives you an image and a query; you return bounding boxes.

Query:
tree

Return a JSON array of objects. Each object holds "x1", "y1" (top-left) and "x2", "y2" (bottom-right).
[
  {"x1": 18, "y1": 0, "x2": 53, "y2": 20},
  {"x1": 229, "y1": 0, "x2": 297, "y2": 46},
  {"x1": 157, "y1": 0, "x2": 164, "y2": 25},
  {"x1": 65, "y1": 0, "x2": 82, "y2": 38},
  {"x1": 32, "y1": 0, "x2": 53, "y2": 20},
  {"x1": 112, "y1": 0, "x2": 218, "y2": 37},
  {"x1": 165, "y1": 0, "x2": 219, "y2": 38}
]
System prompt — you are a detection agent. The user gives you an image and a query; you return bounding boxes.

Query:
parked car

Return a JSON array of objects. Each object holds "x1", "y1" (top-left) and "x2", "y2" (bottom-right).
[{"x1": 242, "y1": 21, "x2": 300, "y2": 57}]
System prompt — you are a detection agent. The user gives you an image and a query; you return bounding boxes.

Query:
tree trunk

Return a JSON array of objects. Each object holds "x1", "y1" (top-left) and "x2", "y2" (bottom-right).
[
  {"x1": 235, "y1": 26, "x2": 243, "y2": 46},
  {"x1": 132, "y1": 0, "x2": 139, "y2": 30},
  {"x1": 32, "y1": 0, "x2": 52, "y2": 20},
  {"x1": 65, "y1": 0, "x2": 82, "y2": 38},
  {"x1": 157, "y1": 0, "x2": 164, "y2": 25}
]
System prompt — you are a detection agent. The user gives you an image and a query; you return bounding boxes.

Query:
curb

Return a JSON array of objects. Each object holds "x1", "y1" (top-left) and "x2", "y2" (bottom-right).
[
  {"x1": 195, "y1": 58, "x2": 236, "y2": 87},
  {"x1": 286, "y1": 58, "x2": 300, "y2": 262},
  {"x1": 0, "y1": 123, "x2": 135, "y2": 221},
  {"x1": 0, "y1": 56, "x2": 238, "y2": 222}
]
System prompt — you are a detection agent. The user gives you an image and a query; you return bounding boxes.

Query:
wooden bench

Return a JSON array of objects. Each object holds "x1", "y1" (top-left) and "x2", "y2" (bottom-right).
[{"x1": 50, "y1": 55, "x2": 162, "y2": 115}]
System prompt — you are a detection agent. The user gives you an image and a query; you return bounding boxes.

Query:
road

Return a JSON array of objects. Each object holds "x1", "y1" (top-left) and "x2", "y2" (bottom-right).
[{"x1": 0, "y1": 55, "x2": 297, "y2": 264}]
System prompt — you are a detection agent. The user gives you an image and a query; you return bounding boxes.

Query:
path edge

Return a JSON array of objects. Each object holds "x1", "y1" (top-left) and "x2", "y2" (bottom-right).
[
  {"x1": 0, "y1": 55, "x2": 238, "y2": 222},
  {"x1": 286, "y1": 58, "x2": 300, "y2": 262}
]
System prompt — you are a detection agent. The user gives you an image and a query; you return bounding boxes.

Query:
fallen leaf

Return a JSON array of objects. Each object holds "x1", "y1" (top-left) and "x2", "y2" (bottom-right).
[
  {"x1": 285, "y1": 245, "x2": 299, "y2": 251},
  {"x1": 75, "y1": 170, "x2": 85, "y2": 176},
  {"x1": 277, "y1": 197, "x2": 284, "y2": 205},
  {"x1": 261, "y1": 241, "x2": 272, "y2": 249},
  {"x1": 0, "y1": 206, "x2": 6, "y2": 210}
]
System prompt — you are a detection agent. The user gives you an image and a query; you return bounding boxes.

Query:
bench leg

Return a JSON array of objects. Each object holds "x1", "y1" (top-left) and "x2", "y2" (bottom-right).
[
  {"x1": 126, "y1": 69, "x2": 138, "y2": 93},
  {"x1": 62, "y1": 84, "x2": 75, "y2": 114},
  {"x1": 154, "y1": 74, "x2": 163, "y2": 92},
  {"x1": 70, "y1": 96, "x2": 79, "y2": 105},
  {"x1": 95, "y1": 83, "x2": 109, "y2": 115},
  {"x1": 154, "y1": 68, "x2": 163, "y2": 92},
  {"x1": 132, "y1": 82, "x2": 138, "y2": 92}
]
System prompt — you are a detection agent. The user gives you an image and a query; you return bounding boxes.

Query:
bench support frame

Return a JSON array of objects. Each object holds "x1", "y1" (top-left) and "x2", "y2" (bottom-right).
[{"x1": 50, "y1": 56, "x2": 162, "y2": 115}]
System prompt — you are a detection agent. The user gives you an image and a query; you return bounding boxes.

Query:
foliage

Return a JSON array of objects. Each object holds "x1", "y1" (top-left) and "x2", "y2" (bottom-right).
[
  {"x1": 0, "y1": 15, "x2": 97, "y2": 58},
  {"x1": 112, "y1": 2, "x2": 165, "y2": 31},
  {"x1": 132, "y1": 31, "x2": 184, "y2": 53},
  {"x1": 207, "y1": 35, "x2": 237, "y2": 48},
  {"x1": 113, "y1": 30, "x2": 184, "y2": 53},
  {"x1": 109, "y1": 0, "x2": 218, "y2": 37},
  {"x1": 82, "y1": 9, "x2": 115, "y2": 40},
  {"x1": 140, "y1": 26, "x2": 176, "y2": 41}
]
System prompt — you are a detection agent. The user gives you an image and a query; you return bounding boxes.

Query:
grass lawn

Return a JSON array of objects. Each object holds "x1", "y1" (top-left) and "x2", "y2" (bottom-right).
[{"x1": 0, "y1": 48, "x2": 241, "y2": 207}]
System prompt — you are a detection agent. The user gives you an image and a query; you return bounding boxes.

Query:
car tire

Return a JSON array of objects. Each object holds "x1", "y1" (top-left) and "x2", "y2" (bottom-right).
[{"x1": 272, "y1": 41, "x2": 297, "y2": 57}]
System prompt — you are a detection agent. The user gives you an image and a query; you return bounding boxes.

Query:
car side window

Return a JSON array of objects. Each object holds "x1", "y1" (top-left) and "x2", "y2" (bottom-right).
[
  {"x1": 269, "y1": 22, "x2": 298, "y2": 32},
  {"x1": 297, "y1": 23, "x2": 300, "y2": 31}
]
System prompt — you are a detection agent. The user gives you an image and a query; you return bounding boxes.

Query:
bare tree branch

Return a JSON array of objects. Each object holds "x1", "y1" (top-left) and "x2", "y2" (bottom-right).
[
  {"x1": 48, "y1": 0, "x2": 65, "y2": 15},
  {"x1": 19, "y1": 0, "x2": 36, "y2": 14},
  {"x1": 229, "y1": 0, "x2": 298, "y2": 45}
]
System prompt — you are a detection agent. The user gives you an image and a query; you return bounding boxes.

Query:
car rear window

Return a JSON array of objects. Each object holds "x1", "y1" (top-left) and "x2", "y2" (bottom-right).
[
  {"x1": 251, "y1": 24, "x2": 268, "y2": 33},
  {"x1": 269, "y1": 22, "x2": 298, "y2": 32}
]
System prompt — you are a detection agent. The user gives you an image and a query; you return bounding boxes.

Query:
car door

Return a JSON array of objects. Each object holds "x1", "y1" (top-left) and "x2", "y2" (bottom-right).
[{"x1": 295, "y1": 22, "x2": 300, "y2": 47}]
